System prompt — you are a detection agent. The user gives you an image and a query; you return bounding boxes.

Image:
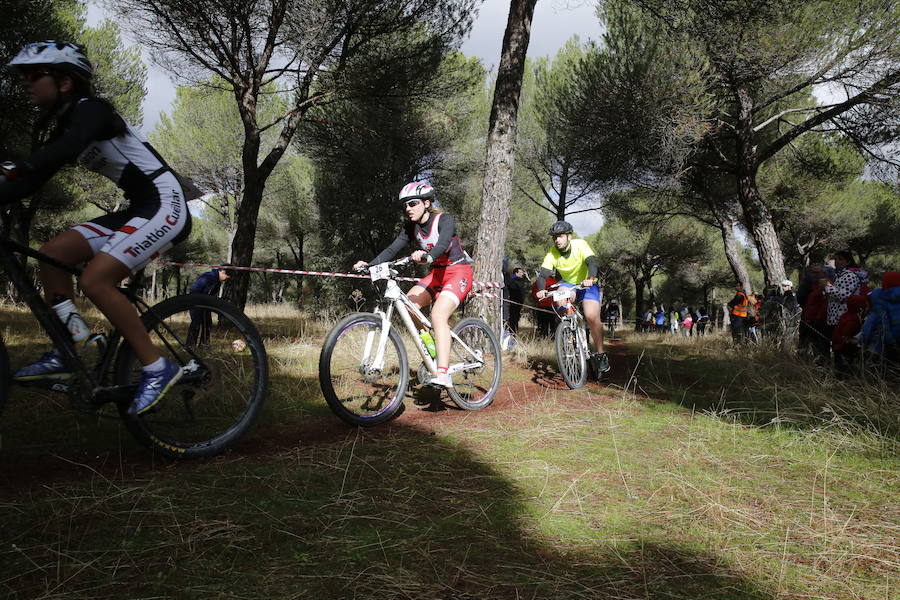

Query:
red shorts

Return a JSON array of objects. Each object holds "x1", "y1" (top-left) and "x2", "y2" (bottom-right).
[{"x1": 417, "y1": 264, "x2": 473, "y2": 305}]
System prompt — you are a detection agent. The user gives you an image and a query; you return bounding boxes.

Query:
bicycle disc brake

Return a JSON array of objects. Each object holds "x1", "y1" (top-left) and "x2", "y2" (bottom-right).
[{"x1": 357, "y1": 358, "x2": 382, "y2": 383}]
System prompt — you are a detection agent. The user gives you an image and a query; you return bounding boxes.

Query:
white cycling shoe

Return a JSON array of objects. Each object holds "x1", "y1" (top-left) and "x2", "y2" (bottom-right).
[{"x1": 429, "y1": 372, "x2": 454, "y2": 389}]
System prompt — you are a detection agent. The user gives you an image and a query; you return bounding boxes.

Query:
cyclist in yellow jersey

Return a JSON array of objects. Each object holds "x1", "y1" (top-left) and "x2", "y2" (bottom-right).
[{"x1": 535, "y1": 221, "x2": 610, "y2": 375}]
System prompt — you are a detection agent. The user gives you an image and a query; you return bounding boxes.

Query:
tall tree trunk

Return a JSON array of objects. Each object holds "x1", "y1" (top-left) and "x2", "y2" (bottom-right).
[
  {"x1": 226, "y1": 180, "x2": 264, "y2": 310},
  {"x1": 472, "y1": 0, "x2": 537, "y2": 330},
  {"x1": 718, "y1": 216, "x2": 753, "y2": 294},
  {"x1": 735, "y1": 86, "x2": 788, "y2": 288},
  {"x1": 632, "y1": 274, "x2": 645, "y2": 332},
  {"x1": 556, "y1": 161, "x2": 569, "y2": 221}
]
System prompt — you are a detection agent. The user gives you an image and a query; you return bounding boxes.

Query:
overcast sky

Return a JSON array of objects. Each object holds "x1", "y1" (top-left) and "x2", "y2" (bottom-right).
[{"x1": 87, "y1": 0, "x2": 606, "y2": 233}]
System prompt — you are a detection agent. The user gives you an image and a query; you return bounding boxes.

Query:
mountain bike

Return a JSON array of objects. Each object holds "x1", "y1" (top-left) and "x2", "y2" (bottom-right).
[
  {"x1": 605, "y1": 314, "x2": 619, "y2": 339},
  {"x1": 0, "y1": 232, "x2": 268, "y2": 459},
  {"x1": 549, "y1": 284, "x2": 594, "y2": 389},
  {"x1": 319, "y1": 257, "x2": 502, "y2": 426}
]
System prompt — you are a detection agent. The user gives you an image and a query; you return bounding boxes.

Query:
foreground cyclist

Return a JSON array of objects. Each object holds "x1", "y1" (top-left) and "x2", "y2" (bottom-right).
[
  {"x1": 535, "y1": 221, "x2": 610, "y2": 376},
  {"x1": 353, "y1": 182, "x2": 472, "y2": 389},
  {"x1": 0, "y1": 41, "x2": 191, "y2": 415}
]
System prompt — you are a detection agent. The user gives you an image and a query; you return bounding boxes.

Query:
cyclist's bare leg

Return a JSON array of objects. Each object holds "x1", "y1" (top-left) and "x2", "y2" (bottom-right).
[
  {"x1": 582, "y1": 299, "x2": 604, "y2": 353},
  {"x1": 37, "y1": 230, "x2": 94, "y2": 302},
  {"x1": 79, "y1": 252, "x2": 159, "y2": 366},
  {"x1": 429, "y1": 294, "x2": 457, "y2": 370},
  {"x1": 407, "y1": 285, "x2": 432, "y2": 329}
]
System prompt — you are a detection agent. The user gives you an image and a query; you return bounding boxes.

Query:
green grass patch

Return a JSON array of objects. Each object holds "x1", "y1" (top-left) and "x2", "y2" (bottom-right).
[{"x1": 0, "y1": 306, "x2": 896, "y2": 599}]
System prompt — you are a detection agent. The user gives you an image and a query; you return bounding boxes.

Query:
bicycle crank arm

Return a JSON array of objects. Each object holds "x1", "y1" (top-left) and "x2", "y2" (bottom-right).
[
  {"x1": 448, "y1": 362, "x2": 483, "y2": 374},
  {"x1": 93, "y1": 384, "x2": 138, "y2": 404}
]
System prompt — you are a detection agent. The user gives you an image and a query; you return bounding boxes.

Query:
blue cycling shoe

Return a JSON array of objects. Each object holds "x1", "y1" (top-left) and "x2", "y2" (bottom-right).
[
  {"x1": 14, "y1": 351, "x2": 72, "y2": 381},
  {"x1": 128, "y1": 358, "x2": 183, "y2": 416}
]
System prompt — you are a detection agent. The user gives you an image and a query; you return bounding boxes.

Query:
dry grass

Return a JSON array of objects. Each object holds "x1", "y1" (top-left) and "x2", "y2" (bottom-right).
[
  {"x1": 627, "y1": 328, "x2": 900, "y2": 441},
  {"x1": 0, "y1": 305, "x2": 896, "y2": 599}
]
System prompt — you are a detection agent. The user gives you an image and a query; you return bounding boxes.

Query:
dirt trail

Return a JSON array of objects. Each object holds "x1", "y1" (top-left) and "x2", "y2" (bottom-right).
[{"x1": 0, "y1": 339, "x2": 642, "y2": 491}]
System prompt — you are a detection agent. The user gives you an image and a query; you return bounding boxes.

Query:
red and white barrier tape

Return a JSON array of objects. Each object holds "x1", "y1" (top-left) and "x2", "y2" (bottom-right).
[{"x1": 155, "y1": 261, "x2": 502, "y2": 290}]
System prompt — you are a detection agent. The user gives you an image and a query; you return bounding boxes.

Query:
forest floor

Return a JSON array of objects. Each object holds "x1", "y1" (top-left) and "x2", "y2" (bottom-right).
[{"x1": 0, "y1": 304, "x2": 897, "y2": 599}]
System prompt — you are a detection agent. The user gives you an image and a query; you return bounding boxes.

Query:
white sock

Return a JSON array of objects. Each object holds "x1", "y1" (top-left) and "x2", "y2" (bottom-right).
[{"x1": 142, "y1": 357, "x2": 166, "y2": 372}]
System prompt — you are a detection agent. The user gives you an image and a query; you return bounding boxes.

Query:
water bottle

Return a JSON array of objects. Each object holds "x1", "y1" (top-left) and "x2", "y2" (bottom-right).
[
  {"x1": 419, "y1": 329, "x2": 436, "y2": 358},
  {"x1": 52, "y1": 295, "x2": 91, "y2": 342}
]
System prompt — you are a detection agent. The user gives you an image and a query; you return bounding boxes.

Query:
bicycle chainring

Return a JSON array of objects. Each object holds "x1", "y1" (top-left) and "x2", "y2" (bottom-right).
[{"x1": 417, "y1": 361, "x2": 432, "y2": 386}]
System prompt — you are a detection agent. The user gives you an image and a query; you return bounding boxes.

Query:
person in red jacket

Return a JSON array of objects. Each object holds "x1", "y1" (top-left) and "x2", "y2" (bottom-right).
[
  {"x1": 832, "y1": 294, "x2": 867, "y2": 377},
  {"x1": 799, "y1": 264, "x2": 830, "y2": 359},
  {"x1": 530, "y1": 275, "x2": 557, "y2": 337}
]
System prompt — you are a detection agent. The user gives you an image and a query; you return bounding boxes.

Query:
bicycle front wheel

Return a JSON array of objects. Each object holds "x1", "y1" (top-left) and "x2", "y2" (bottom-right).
[
  {"x1": 555, "y1": 320, "x2": 587, "y2": 389},
  {"x1": 114, "y1": 294, "x2": 268, "y2": 459},
  {"x1": 319, "y1": 312, "x2": 408, "y2": 427},
  {"x1": 447, "y1": 317, "x2": 502, "y2": 410}
]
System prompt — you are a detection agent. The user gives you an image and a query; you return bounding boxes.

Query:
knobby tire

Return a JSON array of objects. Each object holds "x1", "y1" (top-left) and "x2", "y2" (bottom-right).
[
  {"x1": 319, "y1": 312, "x2": 409, "y2": 427},
  {"x1": 114, "y1": 294, "x2": 268, "y2": 459}
]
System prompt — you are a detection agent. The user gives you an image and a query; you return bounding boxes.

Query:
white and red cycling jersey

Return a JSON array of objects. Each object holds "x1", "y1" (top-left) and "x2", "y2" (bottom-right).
[{"x1": 369, "y1": 212, "x2": 472, "y2": 304}]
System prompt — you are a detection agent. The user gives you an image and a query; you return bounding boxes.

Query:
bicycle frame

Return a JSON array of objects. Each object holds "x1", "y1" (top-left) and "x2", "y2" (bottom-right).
[
  {"x1": 365, "y1": 260, "x2": 483, "y2": 378},
  {"x1": 0, "y1": 235, "x2": 155, "y2": 408},
  {"x1": 550, "y1": 286, "x2": 590, "y2": 350}
]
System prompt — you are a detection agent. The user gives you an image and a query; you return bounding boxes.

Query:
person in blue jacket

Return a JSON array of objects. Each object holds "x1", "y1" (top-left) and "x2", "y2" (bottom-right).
[
  {"x1": 188, "y1": 266, "x2": 231, "y2": 345},
  {"x1": 859, "y1": 271, "x2": 900, "y2": 367}
]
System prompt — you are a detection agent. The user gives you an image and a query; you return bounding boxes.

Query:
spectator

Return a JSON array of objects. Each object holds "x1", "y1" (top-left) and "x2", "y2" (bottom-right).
[
  {"x1": 188, "y1": 265, "x2": 231, "y2": 345},
  {"x1": 654, "y1": 306, "x2": 666, "y2": 332},
  {"x1": 798, "y1": 264, "x2": 831, "y2": 360},
  {"x1": 642, "y1": 308, "x2": 654, "y2": 332},
  {"x1": 832, "y1": 294, "x2": 867, "y2": 378},
  {"x1": 669, "y1": 307, "x2": 680, "y2": 335},
  {"x1": 851, "y1": 267, "x2": 872, "y2": 297},
  {"x1": 695, "y1": 306, "x2": 709, "y2": 336},
  {"x1": 682, "y1": 311, "x2": 693, "y2": 337},
  {"x1": 781, "y1": 279, "x2": 798, "y2": 313},
  {"x1": 859, "y1": 271, "x2": 900, "y2": 368},
  {"x1": 727, "y1": 282, "x2": 750, "y2": 343},
  {"x1": 502, "y1": 258, "x2": 527, "y2": 334},
  {"x1": 824, "y1": 250, "x2": 861, "y2": 333},
  {"x1": 530, "y1": 275, "x2": 557, "y2": 337},
  {"x1": 759, "y1": 285, "x2": 784, "y2": 339}
]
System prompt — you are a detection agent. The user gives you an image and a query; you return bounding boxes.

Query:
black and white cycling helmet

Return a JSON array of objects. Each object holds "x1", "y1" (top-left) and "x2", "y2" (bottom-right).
[
  {"x1": 8, "y1": 41, "x2": 94, "y2": 81},
  {"x1": 399, "y1": 181, "x2": 436, "y2": 203},
  {"x1": 549, "y1": 220, "x2": 574, "y2": 235}
]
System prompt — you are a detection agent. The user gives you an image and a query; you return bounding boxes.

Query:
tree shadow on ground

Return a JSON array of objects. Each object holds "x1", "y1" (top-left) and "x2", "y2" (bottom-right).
[
  {"x1": 0, "y1": 423, "x2": 779, "y2": 600},
  {"x1": 527, "y1": 358, "x2": 570, "y2": 390}
]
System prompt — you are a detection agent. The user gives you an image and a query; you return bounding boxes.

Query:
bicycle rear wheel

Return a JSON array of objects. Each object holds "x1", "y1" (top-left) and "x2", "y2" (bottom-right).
[
  {"x1": 447, "y1": 317, "x2": 502, "y2": 410},
  {"x1": 0, "y1": 340, "x2": 9, "y2": 415},
  {"x1": 555, "y1": 319, "x2": 587, "y2": 389},
  {"x1": 114, "y1": 294, "x2": 268, "y2": 459},
  {"x1": 319, "y1": 312, "x2": 408, "y2": 427}
]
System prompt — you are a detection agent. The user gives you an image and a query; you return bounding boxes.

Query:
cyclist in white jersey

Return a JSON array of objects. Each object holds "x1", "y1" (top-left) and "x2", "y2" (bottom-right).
[
  {"x1": 353, "y1": 182, "x2": 473, "y2": 389},
  {"x1": 0, "y1": 41, "x2": 192, "y2": 415}
]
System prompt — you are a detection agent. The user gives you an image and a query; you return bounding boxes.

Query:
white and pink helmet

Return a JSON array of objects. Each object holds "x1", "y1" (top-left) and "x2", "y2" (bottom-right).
[{"x1": 398, "y1": 181, "x2": 435, "y2": 203}]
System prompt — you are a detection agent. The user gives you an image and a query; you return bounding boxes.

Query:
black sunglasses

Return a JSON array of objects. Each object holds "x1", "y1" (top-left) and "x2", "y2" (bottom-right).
[{"x1": 23, "y1": 69, "x2": 54, "y2": 83}]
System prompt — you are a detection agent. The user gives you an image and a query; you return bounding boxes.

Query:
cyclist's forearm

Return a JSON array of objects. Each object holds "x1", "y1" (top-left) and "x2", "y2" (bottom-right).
[
  {"x1": 427, "y1": 214, "x2": 455, "y2": 261},
  {"x1": 535, "y1": 267, "x2": 553, "y2": 291},
  {"x1": 370, "y1": 231, "x2": 409, "y2": 265},
  {"x1": 586, "y1": 256, "x2": 599, "y2": 280}
]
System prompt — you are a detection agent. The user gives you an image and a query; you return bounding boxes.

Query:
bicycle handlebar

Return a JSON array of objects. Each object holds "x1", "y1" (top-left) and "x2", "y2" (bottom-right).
[
  {"x1": 549, "y1": 283, "x2": 590, "y2": 291},
  {"x1": 358, "y1": 255, "x2": 419, "y2": 273}
]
